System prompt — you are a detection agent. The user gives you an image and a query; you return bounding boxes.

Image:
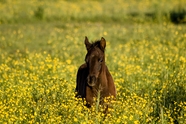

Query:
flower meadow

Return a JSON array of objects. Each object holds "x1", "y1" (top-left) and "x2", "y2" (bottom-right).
[{"x1": 0, "y1": 0, "x2": 186, "y2": 124}]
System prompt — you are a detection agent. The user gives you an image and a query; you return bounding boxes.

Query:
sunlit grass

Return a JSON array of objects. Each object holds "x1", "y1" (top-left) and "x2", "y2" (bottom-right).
[
  {"x1": 0, "y1": 0, "x2": 186, "y2": 23},
  {"x1": 1, "y1": 30, "x2": 185, "y2": 123}
]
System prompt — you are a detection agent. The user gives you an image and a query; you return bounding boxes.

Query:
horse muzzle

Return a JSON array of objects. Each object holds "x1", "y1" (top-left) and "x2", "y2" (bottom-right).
[{"x1": 87, "y1": 76, "x2": 97, "y2": 87}]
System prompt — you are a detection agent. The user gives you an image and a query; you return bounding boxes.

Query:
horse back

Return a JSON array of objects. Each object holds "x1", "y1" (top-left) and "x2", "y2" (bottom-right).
[{"x1": 75, "y1": 63, "x2": 88, "y2": 98}]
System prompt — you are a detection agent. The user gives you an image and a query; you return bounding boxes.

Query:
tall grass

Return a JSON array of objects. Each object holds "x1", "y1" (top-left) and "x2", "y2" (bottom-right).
[
  {"x1": 0, "y1": 0, "x2": 185, "y2": 24},
  {"x1": 0, "y1": 0, "x2": 186, "y2": 123}
]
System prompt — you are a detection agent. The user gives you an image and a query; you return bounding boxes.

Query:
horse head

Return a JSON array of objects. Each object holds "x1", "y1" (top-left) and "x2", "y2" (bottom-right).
[{"x1": 84, "y1": 36, "x2": 106, "y2": 87}]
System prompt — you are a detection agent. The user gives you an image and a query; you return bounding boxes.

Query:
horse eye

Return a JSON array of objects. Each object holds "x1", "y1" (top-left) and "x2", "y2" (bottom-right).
[{"x1": 99, "y1": 58, "x2": 103, "y2": 62}]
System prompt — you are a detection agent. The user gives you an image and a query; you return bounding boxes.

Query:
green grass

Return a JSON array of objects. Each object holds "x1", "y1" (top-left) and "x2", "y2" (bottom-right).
[
  {"x1": 0, "y1": 0, "x2": 185, "y2": 24},
  {"x1": 0, "y1": 0, "x2": 186, "y2": 123}
]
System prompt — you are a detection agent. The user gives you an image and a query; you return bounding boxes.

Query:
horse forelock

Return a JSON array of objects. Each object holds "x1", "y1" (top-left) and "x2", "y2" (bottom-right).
[{"x1": 88, "y1": 40, "x2": 105, "y2": 52}]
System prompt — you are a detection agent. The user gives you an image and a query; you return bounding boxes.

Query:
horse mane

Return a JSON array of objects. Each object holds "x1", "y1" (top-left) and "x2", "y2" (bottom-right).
[{"x1": 90, "y1": 40, "x2": 105, "y2": 52}]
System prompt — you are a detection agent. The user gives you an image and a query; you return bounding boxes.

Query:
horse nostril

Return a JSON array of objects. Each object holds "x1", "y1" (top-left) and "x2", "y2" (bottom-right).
[
  {"x1": 88, "y1": 76, "x2": 97, "y2": 86},
  {"x1": 90, "y1": 76, "x2": 96, "y2": 82}
]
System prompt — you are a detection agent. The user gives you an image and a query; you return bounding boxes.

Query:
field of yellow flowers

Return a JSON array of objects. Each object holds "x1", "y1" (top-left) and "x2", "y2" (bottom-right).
[{"x1": 0, "y1": 0, "x2": 186, "y2": 123}]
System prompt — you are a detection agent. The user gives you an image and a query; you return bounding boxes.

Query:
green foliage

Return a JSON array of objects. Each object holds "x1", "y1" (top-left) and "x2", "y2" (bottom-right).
[
  {"x1": 170, "y1": 5, "x2": 186, "y2": 24},
  {"x1": 0, "y1": 0, "x2": 186, "y2": 24},
  {"x1": 34, "y1": 6, "x2": 44, "y2": 20}
]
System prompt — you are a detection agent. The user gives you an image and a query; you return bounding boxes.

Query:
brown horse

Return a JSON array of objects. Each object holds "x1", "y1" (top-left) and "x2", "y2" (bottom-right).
[{"x1": 75, "y1": 36, "x2": 116, "y2": 108}]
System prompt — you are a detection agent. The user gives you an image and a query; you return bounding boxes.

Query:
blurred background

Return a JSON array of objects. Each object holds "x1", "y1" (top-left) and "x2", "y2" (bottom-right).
[{"x1": 0, "y1": 0, "x2": 186, "y2": 24}]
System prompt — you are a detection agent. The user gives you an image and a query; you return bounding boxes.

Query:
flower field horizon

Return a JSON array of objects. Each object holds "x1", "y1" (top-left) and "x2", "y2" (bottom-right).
[{"x1": 0, "y1": 0, "x2": 186, "y2": 123}]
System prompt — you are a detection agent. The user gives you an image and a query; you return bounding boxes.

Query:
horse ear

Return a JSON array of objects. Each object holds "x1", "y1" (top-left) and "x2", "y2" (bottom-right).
[
  {"x1": 100, "y1": 37, "x2": 106, "y2": 50},
  {"x1": 85, "y1": 36, "x2": 91, "y2": 51}
]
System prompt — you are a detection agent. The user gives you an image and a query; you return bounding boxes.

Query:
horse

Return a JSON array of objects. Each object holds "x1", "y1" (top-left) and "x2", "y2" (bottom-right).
[{"x1": 75, "y1": 36, "x2": 116, "y2": 108}]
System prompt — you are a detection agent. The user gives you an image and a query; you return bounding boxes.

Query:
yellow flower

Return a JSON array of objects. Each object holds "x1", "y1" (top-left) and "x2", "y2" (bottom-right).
[
  {"x1": 66, "y1": 59, "x2": 71, "y2": 64},
  {"x1": 134, "y1": 120, "x2": 140, "y2": 124},
  {"x1": 129, "y1": 115, "x2": 133, "y2": 120},
  {"x1": 74, "y1": 117, "x2": 78, "y2": 122}
]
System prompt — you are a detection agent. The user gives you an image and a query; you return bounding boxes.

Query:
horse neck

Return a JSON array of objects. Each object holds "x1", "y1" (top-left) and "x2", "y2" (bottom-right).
[
  {"x1": 101, "y1": 55, "x2": 106, "y2": 72},
  {"x1": 100, "y1": 61, "x2": 106, "y2": 74},
  {"x1": 98, "y1": 61, "x2": 108, "y2": 86}
]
